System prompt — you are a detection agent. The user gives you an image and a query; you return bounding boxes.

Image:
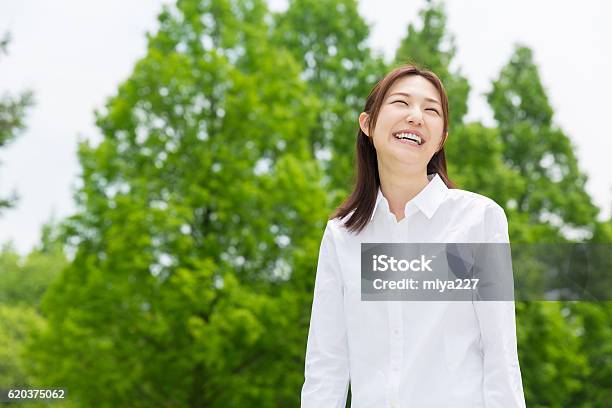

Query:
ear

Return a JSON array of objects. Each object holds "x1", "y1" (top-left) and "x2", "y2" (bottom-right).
[{"x1": 359, "y1": 112, "x2": 370, "y2": 137}]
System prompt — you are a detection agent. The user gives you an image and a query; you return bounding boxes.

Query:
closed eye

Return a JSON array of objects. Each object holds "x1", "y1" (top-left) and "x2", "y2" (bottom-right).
[{"x1": 393, "y1": 101, "x2": 439, "y2": 114}]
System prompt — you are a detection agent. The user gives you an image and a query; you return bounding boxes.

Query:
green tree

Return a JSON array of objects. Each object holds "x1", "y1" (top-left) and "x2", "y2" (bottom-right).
[
  {"x1": 486, "y1": 45, "x2": 599, "y2": 233},
  {"x1": 0, "y1": 32, "x2": 34, "y2": 214},
  {"x1": 271, "y1": 0, "x2": 387, "y2": 192},
  {"x1": 486, "y1": 45, "x2": 611, "y2": 407},
  {"x1": 571, "y1": 221, "x2": 612, "y2": 406},
  {"x1": 515, "y1": 301, "x2": 589, "y2": 407},
  {"x1": 0, "y1": 221, "x2": 67, "y2": 309},
  {"x1": 28, "y1": 1, "x2": 329, "y2": 406},
  {"x1": 0, "y1": 223, "x2": 70, "y2": 407},
  {"x1": 566, "y1": 301, "x2": 612, "y2": 407},
  {"x1": 0, "y1": 305, "x2": 45, "y2": 390}
]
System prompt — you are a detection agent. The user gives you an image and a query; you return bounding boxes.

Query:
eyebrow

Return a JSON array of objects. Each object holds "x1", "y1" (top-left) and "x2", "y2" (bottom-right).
[{"x1": 387, "y1": 92, "x2": 441, "y2": 106}]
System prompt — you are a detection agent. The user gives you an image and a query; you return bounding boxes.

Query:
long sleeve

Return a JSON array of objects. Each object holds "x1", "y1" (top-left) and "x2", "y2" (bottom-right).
[
  {"x1": 474, "y1": 204, "x2": 526, "y2": 407},
  {"x1": 301, "y1": 221, "x2": 350, "y2": 408}
]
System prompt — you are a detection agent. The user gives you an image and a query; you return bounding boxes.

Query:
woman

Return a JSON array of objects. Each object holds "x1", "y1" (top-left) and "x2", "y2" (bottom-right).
[{"x1": 300, "y1": 64, "x2": 526, "y2": 407}]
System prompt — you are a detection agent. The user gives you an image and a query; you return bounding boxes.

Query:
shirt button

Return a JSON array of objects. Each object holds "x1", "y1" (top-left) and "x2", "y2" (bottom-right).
[{"x1": 393, "y1": 329, "x2": 399, "y2": 336}]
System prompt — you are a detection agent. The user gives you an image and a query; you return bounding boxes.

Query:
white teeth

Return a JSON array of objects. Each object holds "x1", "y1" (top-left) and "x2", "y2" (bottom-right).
[{"x1": 394, "y1": 132, "x2": 422, "y2": 145}]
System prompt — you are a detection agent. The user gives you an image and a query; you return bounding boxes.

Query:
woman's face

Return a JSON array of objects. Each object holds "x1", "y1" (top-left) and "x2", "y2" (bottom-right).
[{"x1": 359, "y1": 75, "x2": 446, "y2": 171}]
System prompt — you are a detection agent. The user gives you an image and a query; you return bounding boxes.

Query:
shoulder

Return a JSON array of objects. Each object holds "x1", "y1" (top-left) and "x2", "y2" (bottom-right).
[
  {"x1": 446, "y1": 188, "x2": 509, "y2": 242},
  {"x1": 326, "y1": 216, "x2": 347, "y2": 238},
  {"x1": 325, "y1": 212, "x2": 359, "y2": 243},
  {"x1": 449, "y1": 189, "x2": 510, "y2": 242},
  {"x1": 444, "y1": 188, "x2": 509, "y2": 236},
  {"x1": 445, "y1": 188, "x2": 507, "y2": 217},
  {"x1": 319, "y1": 217, "x2": 352, "y2": 259}
]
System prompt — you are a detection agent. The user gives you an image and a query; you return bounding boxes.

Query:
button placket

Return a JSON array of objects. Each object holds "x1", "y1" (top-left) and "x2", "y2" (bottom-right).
[{"x1": 387, "y1": 226, "x2": 404, "y2": 407}]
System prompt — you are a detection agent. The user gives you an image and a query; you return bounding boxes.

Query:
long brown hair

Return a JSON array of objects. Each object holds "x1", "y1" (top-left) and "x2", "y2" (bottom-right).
[{"x1": 331, "y1": 63, "x2": 457, "y2": 234}]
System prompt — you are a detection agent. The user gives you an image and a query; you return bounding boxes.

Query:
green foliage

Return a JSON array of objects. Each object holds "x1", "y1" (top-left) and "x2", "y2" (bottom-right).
[
  {"x1": 0, "y1": 238, "x2": 67, "y2": 309},
  {"x1": 445, "y1": 122, "x2": 524, "y2": 205},
  {"x1": 0, "y1": 305, "x2": 44, "y2": 388},
  {"x1": 516, "y1": 302, "x2": 589, "y2": 407},
  {"x1": 0, "y1": 239, "x2": 73, "y2": 407},
  {"x1": 272, "y1": 0, "x2": 388, "y2": 191},
  {"x1": 566, "y1": 301, "x2": 612, "y2": 406},
  {"x1": 27, "y1": 1, "x2": 331, "y2": 406},
  {"x1": 487, "y1": 45, "x2": 599, "y2": 230},
  {"x1": 0, "y1": 32, "x2": 34, "y2": 213}
]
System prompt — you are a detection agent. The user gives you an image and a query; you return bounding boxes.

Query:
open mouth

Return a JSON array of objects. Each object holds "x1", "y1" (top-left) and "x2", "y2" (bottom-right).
[{"x1": 392, "y1": 131, "x2": 424, "y2": 146}]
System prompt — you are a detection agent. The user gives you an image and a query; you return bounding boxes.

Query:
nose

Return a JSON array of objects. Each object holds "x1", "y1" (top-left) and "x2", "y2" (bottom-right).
[{"x1": 405, "y1": 107, "x2": 424, "y2": 126}]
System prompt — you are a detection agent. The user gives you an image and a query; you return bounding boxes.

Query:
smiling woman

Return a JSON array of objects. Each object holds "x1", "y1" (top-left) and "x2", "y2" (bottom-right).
[
  {"x1": 334, "y1": 64, "x2": 455, "y2": 229},
  {"x1": 301, "y1": 63, "x2": 527, "y2": 408},
  {"x1": 361, "y1": 75, "x2": 447, "y2": 189}
]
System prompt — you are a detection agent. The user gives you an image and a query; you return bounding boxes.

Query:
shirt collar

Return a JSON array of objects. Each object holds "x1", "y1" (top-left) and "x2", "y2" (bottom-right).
[{"x1": 370, "y1": 173, "x2": 448, "y2": 221}]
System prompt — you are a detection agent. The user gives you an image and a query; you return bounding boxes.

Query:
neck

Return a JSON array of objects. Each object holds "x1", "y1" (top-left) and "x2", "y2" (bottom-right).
[{"x1": 378, "y1": 162, "x2": 430, "y2": 222}]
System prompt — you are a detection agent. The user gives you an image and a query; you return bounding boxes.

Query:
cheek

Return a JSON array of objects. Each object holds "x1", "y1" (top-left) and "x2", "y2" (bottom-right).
[
  {"x1": 371, "y1": 116, "x2": 395, "y2": 141},
  {"x1": 427, "y1": 115, "x2": 444, "y2": 128},
  {"x1": 382, "y1": 105, "x2": 407, "y2": 120},
  {"x1": 426, "y1": 134, "x2": 445, "y2": 152},
  {"x1": 428, "y1": 119, "x2": 445, "y2": 140}
]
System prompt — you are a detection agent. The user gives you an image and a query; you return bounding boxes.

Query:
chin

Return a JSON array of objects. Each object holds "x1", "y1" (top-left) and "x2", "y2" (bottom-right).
[{"x1": 389, "y1": 154, "x2": 425, "y2": 168}]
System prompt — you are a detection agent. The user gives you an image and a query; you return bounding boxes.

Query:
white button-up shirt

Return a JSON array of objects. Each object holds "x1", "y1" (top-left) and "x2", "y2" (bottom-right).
[{"x1": 301, "y1": 173, "x2": 526, "y2": 408}]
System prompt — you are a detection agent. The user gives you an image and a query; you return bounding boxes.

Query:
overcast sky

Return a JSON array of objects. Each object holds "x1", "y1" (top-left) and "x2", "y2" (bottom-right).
[{"x1": 1, "y1": 0, "x2": 611, "y2": 255}]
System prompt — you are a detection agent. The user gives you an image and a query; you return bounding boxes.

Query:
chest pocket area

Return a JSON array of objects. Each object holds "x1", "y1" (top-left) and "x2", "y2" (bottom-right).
[{"x1": 443, "y1": 224, "x2": 478, "y2": 242}]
